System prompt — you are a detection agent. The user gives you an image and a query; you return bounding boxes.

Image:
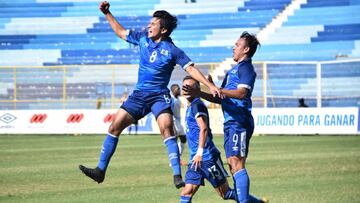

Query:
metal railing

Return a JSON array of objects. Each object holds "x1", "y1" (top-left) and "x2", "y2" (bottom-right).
[{"x1": 1, "y1": 59, "x2": 359, "y2": 110}]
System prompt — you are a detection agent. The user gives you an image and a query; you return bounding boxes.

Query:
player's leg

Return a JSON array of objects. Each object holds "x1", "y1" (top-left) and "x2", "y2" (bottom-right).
[
  {"x1": 79, "y1": 108, "x2": 134, "y2": 183},
  {"x1": 180, "y1": 164, "x2": 203, "y2": 203},
  {"x1": 228, "y1": 156, "x2": 248, "y2": 203},
  {"x1": 215, "y1": 181, "x2": 237, "y2": 201},
  {"x1": 228, "y1": 160, "x2": 266, "y2": 202},
  {"x1": 175, "y1": 119, "x2": 187, "y2": 156},
  {"x1": 79, "y1": 108, "x2": 134, "y2": 181},
  {"x1": 152, "y1": 91, "x2": 184, "y2": 188},
  {"x1": 157, "y1": 112, "x2": 184, "y2": 188},
  {"x1": 180, "y1": 184, "x2": 200, "y2": 203},
  {"x1": 80, "y1": 90, "x2": 148, "y2": 183},
  {"x1": 224, "y1": 123, "x2": 253, "y2": 203},
  {"x1": 203, "y1": 154, "x2": 237, "y2": 201}
]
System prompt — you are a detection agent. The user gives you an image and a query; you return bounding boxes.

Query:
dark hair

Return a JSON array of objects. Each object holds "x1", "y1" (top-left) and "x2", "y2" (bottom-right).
[
  {"x1": 240, "y1": 31, "x2": 260, "y2": 58},
  {"x1": 153, "y1": 10, "x2": 178, "y2": 38},
  {"x1": 183, "y1": 75, "x2": 200, "y2": 88},
  {"x1": 171, "y1": 84, "x2": 179, "y2": 91}
]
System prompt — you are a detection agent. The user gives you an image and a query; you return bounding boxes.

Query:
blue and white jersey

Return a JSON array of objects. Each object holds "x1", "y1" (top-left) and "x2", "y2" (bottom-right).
[
  {"x1": 126, "y1": 30, "x2": 193, "y2": 91},
  {"x1": 185, "y1": 98, "x2": 220, "y2": 161},
  {"x1": 221, "y1": 58, "x2": 256, "y2": 124}
]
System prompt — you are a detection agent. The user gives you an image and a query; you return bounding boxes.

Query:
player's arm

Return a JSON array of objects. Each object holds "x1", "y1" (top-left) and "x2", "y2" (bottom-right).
[
  {"x1": 185, "y1": 65, "x2": 223, "y2": 98},
  {"x1": 182, "y1": 85, "x2": 221, "y2": 104},
  {"x1": 192, "y1": 115, "x2": 208, "y2": 170},
  {"x1": 99, "y1": 1, "x2": 127, "y2": 40},
  {"x1": 199, "y1": 91, "x2": 221, "y2": 104},
  {"x1": 182, "y1": 73, "x2": 221, "y2": 104},
  {"x1": 220, "y1": 87, "x2": 248, "y2": 100}
]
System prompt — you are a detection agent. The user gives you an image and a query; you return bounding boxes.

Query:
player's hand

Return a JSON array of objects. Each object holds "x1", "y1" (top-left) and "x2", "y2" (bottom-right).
[
  {"x1": 191, "y1": 155, "x2": 202, "y2": 171},
  {"x1": 209, "y1": 85, "x2": 224, "y2": 99},
  {"x1": 207, "y1": 75, "x2": 224, "y2": 99},
  {"x1": 182, "y1": 84, "x2": 200, "y2": 98},
  {"x1": 99, "y1": 1, "x2": 110, "y2": 15}
]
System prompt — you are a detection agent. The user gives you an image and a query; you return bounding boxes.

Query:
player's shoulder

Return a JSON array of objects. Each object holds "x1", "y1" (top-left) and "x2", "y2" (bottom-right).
[
  {"x1": 162, "y1": 38, "x2": 184, "y2": 53},
  {"x1": 191, "y1": 98, "x2": 207, "y2": 111},
  {"x1": 237, "y1": 59, "x2": 256, "y2": 75}
]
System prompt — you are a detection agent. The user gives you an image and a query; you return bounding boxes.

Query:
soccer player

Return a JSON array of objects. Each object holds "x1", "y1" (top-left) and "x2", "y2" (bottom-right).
[
  {"x1": 79, "y1": 1, "x2": 222, "y2": 189},
  {"x1": 183, "y1": 32, "x2": 268, "y2": 202},
  {"x1": 171, "y1": 84, "x2": 187, "y2": 158},
  {"x1": 180, "y1": 76, "x2": 236, "y2": 203}
]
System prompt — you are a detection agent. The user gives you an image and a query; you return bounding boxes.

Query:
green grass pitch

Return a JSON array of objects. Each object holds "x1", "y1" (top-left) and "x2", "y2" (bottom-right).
[{"x1": 1, "y1": 135, "x2": 359, "y2": 203}]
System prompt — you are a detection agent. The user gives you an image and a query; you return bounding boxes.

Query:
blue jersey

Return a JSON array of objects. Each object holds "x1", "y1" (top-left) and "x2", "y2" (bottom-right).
[
  {"x1": 185, "y1": 98, "x2": 220, "y2": 161},
  {"x1": 126, "y1": 30, "x2": 193, "y2": 91},
  {"x1": 221, "y1": 58, "x2": 256, "y2": 125}
]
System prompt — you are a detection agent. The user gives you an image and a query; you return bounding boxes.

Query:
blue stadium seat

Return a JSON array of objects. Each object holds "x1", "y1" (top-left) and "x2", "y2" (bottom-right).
[{"x1": 0, "y1": 0, "x2": 359, "y2": 109}]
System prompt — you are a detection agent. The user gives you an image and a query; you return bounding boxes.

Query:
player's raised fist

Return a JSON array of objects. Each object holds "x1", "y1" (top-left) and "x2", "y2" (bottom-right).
[{"x1": 99, "y1": 1, "x2": 110, "y2": 15}]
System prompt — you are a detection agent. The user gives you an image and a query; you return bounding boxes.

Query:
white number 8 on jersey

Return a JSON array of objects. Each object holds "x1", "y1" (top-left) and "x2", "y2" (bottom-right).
[{"x1": 149, "y1": 51, "x2": 157, "y2": 63}]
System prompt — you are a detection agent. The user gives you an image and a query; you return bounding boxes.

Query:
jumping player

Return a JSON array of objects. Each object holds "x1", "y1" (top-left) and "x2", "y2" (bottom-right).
[{"x1": 79, "y1": 1, "x2": 222, "y2": 189}]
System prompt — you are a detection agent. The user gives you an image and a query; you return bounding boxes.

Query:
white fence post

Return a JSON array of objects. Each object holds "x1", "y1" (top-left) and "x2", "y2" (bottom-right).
[
  {"x1": 316, "y1": 62, "x2": 322, "y2": 108},
  {"x1": 263, "y1": 62, "x2": 268, "y2": 108}
]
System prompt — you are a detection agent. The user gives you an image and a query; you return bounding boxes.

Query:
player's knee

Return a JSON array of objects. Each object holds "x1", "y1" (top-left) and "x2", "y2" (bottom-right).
[
  {"x1": 108, "y1": 119, "x2": 129, "y2": 136},
  {"x1": 159, "y1": 126, "x2": 173, "y2": 137},
  {"x1": 228, "y1": 156, "x2": 245, "y2": 174},
  {"x1": 158, "y1": 121, "x2": 174, "y2": 137},
  {"x1": 108, "y1": 124, "x2": 121, "y2": 136},
  {"x1": 180, "y1": 189, "x2": 193, "y2": 197}
]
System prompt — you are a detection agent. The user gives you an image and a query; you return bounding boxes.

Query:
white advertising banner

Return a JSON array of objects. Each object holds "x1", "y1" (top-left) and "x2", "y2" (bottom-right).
[
  {"x1": 207, "y1": 108, "x2": 359, "y2": 135},
  {"x1": 252, "y1": 107, "x2": 359, "y2": 134},
  {"x1": 0, "y1": 110, "x2": 159, "y2": 134},
  {"x1": 0, "y1": 108, "x2": 358, "y2": 135}
]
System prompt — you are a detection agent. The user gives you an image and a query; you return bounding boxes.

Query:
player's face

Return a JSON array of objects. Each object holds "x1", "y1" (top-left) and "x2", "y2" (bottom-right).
[
  {"x1": 182, "y1": 79, "x2": 198, "y2": 101},
  {"x1": 232, "y1": 37, "x2": 249, "y2": 62},
  {"x1": 147, "y1": 17, "x2": 164, "y2": 41},
  {"x1": 172, "y1": 85, "x2": 180, "y2": 97}
]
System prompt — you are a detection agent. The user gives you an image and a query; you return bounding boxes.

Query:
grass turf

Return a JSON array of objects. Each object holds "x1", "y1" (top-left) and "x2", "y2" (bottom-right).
[{"x1": 0, "y1": 135, "x2": 359, "y2": 203}]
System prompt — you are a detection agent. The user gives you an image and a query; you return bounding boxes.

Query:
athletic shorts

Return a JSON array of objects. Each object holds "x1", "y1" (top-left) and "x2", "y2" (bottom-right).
[
  {"x1": 185, "y1": 154, "x2": 228, "y2": 188},
  {"x1": 121, "y1": 89, "x2": 172, "y2": 120},
  {"x1": 223, "y1": 121, "x2": 254, "y2": 158},
  {"x1": 173, "y1": 118, "x2": 185, "y2": 136}
]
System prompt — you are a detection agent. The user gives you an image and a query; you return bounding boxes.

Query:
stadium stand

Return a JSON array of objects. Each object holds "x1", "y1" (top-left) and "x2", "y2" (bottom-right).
[
  {"x1": 0, "y1": 0, "x2": 359, "y2": 109},
  {"x1": 255, "y1": 0, "x2": 360, "y2": 61}
]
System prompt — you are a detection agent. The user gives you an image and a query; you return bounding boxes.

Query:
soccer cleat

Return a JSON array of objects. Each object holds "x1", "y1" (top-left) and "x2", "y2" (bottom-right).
[
  {"x1": 261, "y1": 197, "x2": 269, "y2": 203},
  {"x1": 173, "y1": 174, "x2": 185, "y2": 189},
  {"x1": 79, "y1": 165, "x2": 105, "y2": 183}
]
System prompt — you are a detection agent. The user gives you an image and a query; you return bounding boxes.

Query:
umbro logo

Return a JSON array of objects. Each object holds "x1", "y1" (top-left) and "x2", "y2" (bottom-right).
[{"x1": 0, "y1": 113, "x2": 17, "y2": 124}]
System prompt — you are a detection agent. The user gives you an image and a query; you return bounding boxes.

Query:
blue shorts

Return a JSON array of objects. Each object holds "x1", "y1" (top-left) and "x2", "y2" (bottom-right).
[
  {"x1": 185, "y1": 154, "x2": 228, "y2": 188},
  {"x1": 121, "y1": 89, "x2": 172, "y2": 120},
  {"x1": 223, "y1": 121, "x2": 254, "y2": 158}
]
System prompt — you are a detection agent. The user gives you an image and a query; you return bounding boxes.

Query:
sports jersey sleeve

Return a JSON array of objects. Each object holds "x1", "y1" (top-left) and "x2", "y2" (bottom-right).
[
  {"x1": 237, "y1": 65, "x2": 256, "y2": 90},
  {"x1": 126, "y1": 30, "x2": 146, "y2": 45},
  {"x1": 173, "y1": 47, "x2": 193, "y2": 70},
  {"x1": 192, "y1": 102, "x2": 208, "y2": 119}
]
